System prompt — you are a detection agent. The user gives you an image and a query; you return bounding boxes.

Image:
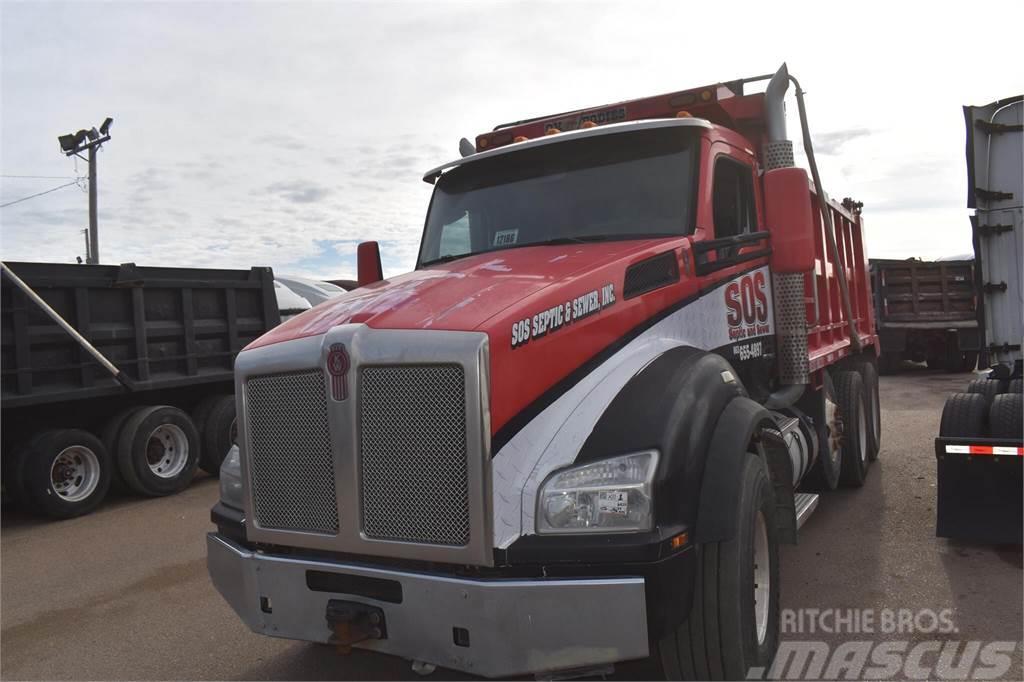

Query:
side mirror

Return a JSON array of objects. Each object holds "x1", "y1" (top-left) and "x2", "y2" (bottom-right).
[
  {"x1": 764, "y1": 168, "x2": 816, "y2": 273},
  {"x1": 357, "y1": 241, "x2": 384, "y2": 287}
]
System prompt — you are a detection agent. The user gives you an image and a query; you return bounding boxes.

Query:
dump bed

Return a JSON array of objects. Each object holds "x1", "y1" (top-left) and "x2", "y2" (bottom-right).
[
  {"x1": 870, "y1": 259, "x2": 977, "y2": 329},
  {"x1": 1, "y1": 261, "x2": 279, "y2": 409},
  {"x1": 964, "y1": 95, "x2": 1023, "y2": 365}
]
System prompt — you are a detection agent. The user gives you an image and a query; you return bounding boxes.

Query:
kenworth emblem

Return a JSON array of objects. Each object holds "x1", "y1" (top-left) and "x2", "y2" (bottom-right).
[{"x1": 326, "y1": 343, "x2": 350, "y2": 401}]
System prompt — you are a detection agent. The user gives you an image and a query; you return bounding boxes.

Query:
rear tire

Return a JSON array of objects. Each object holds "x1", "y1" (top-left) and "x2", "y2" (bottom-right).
[
  {"x1": 100, "y1": 407, "x2": 143, "y2": 493},
  {"x1": 4, "y1": 441, "x2": 36, "y2": 513},
  {"x1": 879, "y1": 352, "x2": 901, "y2": 375},
  {"x1": 198, "y1": 395, "x2": 237, "y2": 476},
  {"x1": 805, "y1": 373, "x2": 842, "y2": 491},
  {"x1": 835, "y1": 371, "x2": 869, "y2": 487},
  {"x1": 116, "y1": 406, "x2": 200, "y2": 497},
  {"x1": 855, "y1": 359, "x2": 881, "y2": 460},
  {"x1": 967, "y1": 378, "x2": 1003, "y2": 404},
  {"x1": 990, "y1": 394, "x2": 1023, "y2": 439},
  {"x1": 21, "y1": 429, "x2": 112, "y2": 519},
  {"x1": 1007, "y1": 378, "x2": 1023, "y2": 394},
  {"x1": 657, "y1": 455, "x2": 779, "y2": 680},
  {"x1": 940, "y1": 393, "x2": 988, "y2": 438}
]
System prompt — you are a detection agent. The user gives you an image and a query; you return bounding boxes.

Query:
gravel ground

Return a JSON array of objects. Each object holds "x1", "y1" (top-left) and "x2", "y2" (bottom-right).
[{"x1": 2, "y1": 366, "x2": 1020, "y2": 680}]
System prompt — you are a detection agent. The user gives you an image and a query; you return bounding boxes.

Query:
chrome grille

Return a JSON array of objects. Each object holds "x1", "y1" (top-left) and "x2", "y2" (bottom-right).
[
  {"x1": 359, "y1": 365, "x2": 469, "y2": 546},
  {"x1": 246, "y1": 370, "x2": 338, "y2": 534}
]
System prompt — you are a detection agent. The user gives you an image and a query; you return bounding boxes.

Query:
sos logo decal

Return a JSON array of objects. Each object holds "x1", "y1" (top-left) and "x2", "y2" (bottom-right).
[{"x1": 725, "y1": 271, "x2": 770, "y2": 340}]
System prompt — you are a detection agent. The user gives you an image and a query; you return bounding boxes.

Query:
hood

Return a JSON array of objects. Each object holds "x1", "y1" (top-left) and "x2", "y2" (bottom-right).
[{"x1": 248, "y1": 240, "x2": 664, "y2": 350}]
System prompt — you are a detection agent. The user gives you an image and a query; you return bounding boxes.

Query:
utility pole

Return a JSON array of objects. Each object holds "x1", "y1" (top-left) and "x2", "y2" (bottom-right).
[
  {"x1": 88, "y1": 145, "x2": 98, "y2": 264},
  {"x1": 57, "y1": 117, "x2": 112, "y2": 265}
]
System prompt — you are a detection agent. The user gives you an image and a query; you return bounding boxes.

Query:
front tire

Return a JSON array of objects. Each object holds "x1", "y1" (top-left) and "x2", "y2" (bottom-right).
[{"x1": 658, "y1": 454, "x2": 779, "y2": 680}]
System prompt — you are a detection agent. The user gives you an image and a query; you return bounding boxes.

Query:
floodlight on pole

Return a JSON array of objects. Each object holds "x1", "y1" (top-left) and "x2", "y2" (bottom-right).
[{"x1": 56, "y1": 117, "x2": 113, "y2": 265}]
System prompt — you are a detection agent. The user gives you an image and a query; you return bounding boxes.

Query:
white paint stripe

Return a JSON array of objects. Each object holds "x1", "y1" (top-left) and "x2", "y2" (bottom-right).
[
  {"x1": 945, "y1": 445, "x2": 971, "y2": 453},
  {"x1": 993, "y1": 446, "x2": 1023, "y2": 455},
  {"x1": 492, "y1": 265, "x2": 774, "y2": 548}
]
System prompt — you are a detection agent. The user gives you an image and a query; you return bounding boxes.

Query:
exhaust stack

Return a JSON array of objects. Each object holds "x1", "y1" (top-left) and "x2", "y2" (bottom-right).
[
  {"x1": 763, "y1": 63, "x2": 795, "y2": 171},
  {"x1": 764, "y1": 63, "x2": 809, "y2": 393}
]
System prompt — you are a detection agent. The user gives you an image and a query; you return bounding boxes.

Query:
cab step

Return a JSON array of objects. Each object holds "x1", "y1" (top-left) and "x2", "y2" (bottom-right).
[{"x1": 794, "y1": 493, "x2": 819, "y2": 529}]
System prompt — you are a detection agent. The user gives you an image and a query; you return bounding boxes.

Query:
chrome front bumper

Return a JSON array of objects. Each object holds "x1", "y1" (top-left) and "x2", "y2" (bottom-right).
[{"x1": 207, "y1": 534, "x2": 649, "y2": 678}]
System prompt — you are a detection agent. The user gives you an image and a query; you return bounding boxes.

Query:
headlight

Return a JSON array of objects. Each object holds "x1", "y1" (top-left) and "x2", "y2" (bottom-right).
[
  {"x1": 536, "y1": 451, "x2": 658, "y2": 534},
  {"x1": 219, "y1": 444, "x2": 244, "y2": 510}
]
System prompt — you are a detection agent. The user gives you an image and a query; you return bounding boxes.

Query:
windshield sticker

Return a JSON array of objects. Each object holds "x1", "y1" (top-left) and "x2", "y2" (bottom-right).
[
  {"x1": 511, "y1": 283, "x2": 616, "y2": 348},
  {"x1": 494, "y1": 229, "x2": 519, "y2": 247}
]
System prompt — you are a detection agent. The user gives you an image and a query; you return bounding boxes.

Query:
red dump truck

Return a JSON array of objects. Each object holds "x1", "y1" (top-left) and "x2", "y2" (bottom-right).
[{"x1": 207, "y1": 65, "x2": 880, "y2": 679}]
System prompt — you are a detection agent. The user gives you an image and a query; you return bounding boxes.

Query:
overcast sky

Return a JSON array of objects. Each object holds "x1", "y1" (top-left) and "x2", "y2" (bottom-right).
[{"x1": 2, "y1": 1, "x2": 1022, "y2": 280}]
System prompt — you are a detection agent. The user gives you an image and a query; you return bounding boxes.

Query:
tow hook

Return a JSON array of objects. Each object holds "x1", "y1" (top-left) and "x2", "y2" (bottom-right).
[{"x1": 325, "y1": 600, "x2": 387, "y2": 654}]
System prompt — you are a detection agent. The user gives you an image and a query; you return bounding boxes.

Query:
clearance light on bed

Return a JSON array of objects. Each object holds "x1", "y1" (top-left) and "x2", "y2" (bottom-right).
[{"x1": 537, "y1": 451, "x2": 658, "y2": 534}]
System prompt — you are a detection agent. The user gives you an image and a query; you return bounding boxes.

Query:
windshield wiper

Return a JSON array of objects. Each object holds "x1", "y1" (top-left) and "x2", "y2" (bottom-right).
[{"x1": 420, "y1": 252, "x2": 471, "y2": 267}]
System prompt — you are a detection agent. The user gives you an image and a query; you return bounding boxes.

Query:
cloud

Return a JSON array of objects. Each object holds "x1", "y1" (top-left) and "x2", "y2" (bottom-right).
[
  {"x1": 812, "y1": 128, "x2": 873, "y2": 155},
  {"x1": 264, "y1": 180, "x2": 332, "y2": 204}
]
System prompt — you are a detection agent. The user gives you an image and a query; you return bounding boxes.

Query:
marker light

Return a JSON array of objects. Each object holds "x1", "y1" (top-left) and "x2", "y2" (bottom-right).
[
  {"x1": 514, "y1": 135, "x2": 529, "y2": 143},
  {"x1": 537, "y1": 451, "x2": 658, "y2": 534},
  {"x1": 675, "y1": 111, "x2": 692, "y2": 118},
  {"x1": 579, "y1": 120, "x2": 598, "y2": 129},
  {"x1": 700, "y1": 89, "x2": 713, "y2": 101},
  {"x1": 544, "y1": 128, "x2": 561, "y2": 135}
]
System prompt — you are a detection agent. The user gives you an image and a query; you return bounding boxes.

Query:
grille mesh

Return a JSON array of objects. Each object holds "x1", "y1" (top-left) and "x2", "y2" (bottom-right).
[
  {"x1": 359, "y1": 365, "x2": 469, "y2": 546},
  {"x1": 246, "y1": 370, "x2": 338, "y2": 534}
]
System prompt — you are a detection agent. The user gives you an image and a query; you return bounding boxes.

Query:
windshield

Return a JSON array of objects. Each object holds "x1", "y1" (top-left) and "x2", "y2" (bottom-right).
[{"x1": 418, "y1": 127, "x2": 697, "y2": 266}]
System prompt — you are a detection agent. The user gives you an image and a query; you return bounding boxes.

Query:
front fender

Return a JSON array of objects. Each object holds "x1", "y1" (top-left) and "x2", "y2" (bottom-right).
[{"x1": 576, "y1": 347, "x2": 746, "y2": 530}]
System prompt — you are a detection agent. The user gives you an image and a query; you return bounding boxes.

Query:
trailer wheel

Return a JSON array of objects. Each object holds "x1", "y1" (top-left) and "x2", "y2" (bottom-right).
[
  {"x1": 804, "y1": 373, "x2": 842, "y2": 491},
  {"x1": 990, "y1": 394, "x2": 1023, "y2": 439},
  {"x1": 835, "y1": 371, "x2": 869, "y2": 487},
  {"x1": 960, "y1": 351, "x2": 979, "y2": 373},
  {"x1": 4, "y1": 443, "x2": 36, "y2": 512},
  {"x1": 21, "y1": 429, "x2": 112, "y2": 519},
  {"x1": 966, "y1": 378, "x2": 1003, "y2": 404},
  {"x1": 658, "y1": 454, "x2": 779, "y2": 680},
  {"x1": 198, "y1": 395, "x2": 237, "y2": 476},
  {"x1": 878, "y1": 352, "x2": 901, "y2": 375},
  {"x1": 100, "y1": 407, "x2": 144, "y2": 493},
  {"x1": 939, "y1": 393, "x2": 987, "y2": 438},
  {"x1": 856, "y1": 360, "x2": 882, "y2": 461},
  {"x1": 116, "y1": 406, "x2": 200, "y2": 496},
  {"x1": 1007, "y1": 379, "x2": 1023, "y2": 395}
]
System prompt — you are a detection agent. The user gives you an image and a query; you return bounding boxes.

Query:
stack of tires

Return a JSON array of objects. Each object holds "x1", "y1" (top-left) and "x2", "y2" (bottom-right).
[
  {"x1": 4, "y1": 395, "x2": 237, "y2": 520},
  {"x1": 940, "y1": 377, "x2": 1023, "y2": 440}
]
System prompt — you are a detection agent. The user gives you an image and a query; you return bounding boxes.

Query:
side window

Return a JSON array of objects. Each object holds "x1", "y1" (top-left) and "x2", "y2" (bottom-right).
[
  {"x1": 712, "y1": 157, "x2": 757, "y2": 239},
  {"x1": 438, "y1": 212, "x2": 472, "y2": 258}
]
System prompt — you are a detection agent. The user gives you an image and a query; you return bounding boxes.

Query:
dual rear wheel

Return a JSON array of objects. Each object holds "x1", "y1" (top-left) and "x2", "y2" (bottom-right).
[{"x1": 7, "y1": 394, "x2": 237, "y2": 519}]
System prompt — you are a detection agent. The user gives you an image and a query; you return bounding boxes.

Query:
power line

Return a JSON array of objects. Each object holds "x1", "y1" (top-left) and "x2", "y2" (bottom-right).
[
  {"x1": 1, "y1": 174, "x2": 76, "y2": 180},
  {"x1": 0, "y1": 181, "x2": 79, "y2": 209}
]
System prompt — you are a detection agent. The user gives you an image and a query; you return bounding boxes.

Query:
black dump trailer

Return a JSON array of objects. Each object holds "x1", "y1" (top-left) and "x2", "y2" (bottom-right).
[
  {"x1": 870, "y1": 258, "x2": 980, "y2": 374},
  {"x1": 1, "y1": 261, "x2": 280, "y2": 519}
]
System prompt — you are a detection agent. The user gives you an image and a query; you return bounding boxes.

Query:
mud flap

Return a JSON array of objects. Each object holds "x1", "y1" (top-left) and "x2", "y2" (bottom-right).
[{"x1": 935, "y1": 438, "x2": 1023, "y2": 544}]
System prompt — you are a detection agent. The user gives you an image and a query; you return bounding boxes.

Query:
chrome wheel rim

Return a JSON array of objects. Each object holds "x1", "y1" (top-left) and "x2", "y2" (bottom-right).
[
  {"x1": 146, "y1": 424, "x2": 188, "y2": 478},
  {"x1": 754, "y1": 510, "x2": 771, "y2": 646},
  {"x1": 50, "y1": 446, "x2": 101, "y2": 502}
]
